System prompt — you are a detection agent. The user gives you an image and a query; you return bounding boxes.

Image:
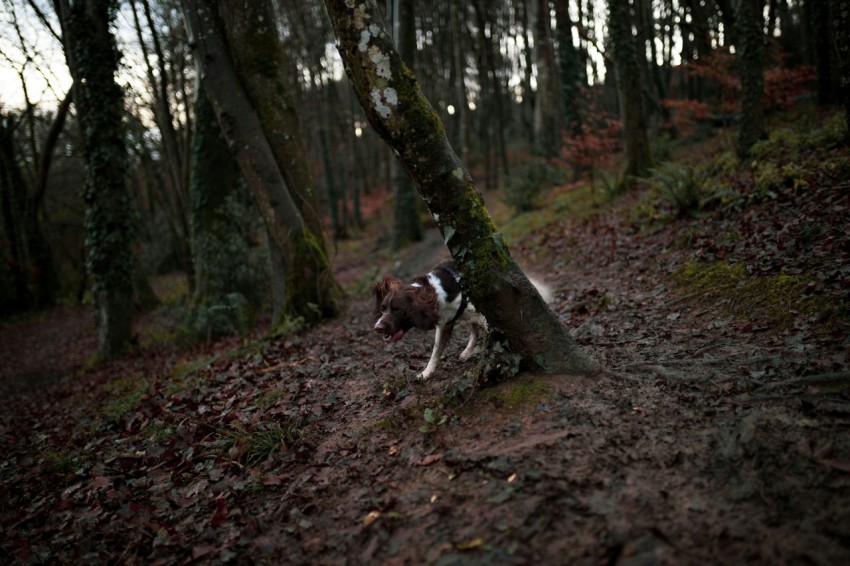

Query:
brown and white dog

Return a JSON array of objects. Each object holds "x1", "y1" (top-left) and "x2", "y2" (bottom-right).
[{"x1": 372, "y1": 260, "x2": 551, "y2": 379}]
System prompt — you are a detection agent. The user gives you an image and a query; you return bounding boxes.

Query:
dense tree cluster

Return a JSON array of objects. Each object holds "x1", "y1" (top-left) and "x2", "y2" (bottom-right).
[{"x1": 0, "y1": 0, "x2": 847, "y2": 364}]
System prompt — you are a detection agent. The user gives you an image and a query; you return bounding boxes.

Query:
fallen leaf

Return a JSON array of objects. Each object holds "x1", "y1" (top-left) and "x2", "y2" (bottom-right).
[
  {"x1": 192, "y1": 544, "x2": 216, "y2": 559},
  {"x1": 262, "y1": 474, "x2": 283, "y2": 486},
  {"x1": 210, "y1": 497, "x2": 228, "y2": 527},
  {"x1": 184, "y1": 478, "x2": 209, "y2": 498},
  {"x1": 456, "y1": 537, "x2": 484, "y2": 550},
  {"x1": 418, "y1": 453, "x2": 443, "y2": 466},
  {"x1": 363, "y1": 510, "x2": 381, "y2": 526},
  {"x1": 90, "y1": 476, "x2": 112, "y2": 490}
]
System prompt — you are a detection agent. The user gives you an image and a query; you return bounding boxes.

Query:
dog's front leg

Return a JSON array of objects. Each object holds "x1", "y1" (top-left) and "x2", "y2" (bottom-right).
[{"x1": 419, "y1": 323, "x2": 454, "y2": 380}]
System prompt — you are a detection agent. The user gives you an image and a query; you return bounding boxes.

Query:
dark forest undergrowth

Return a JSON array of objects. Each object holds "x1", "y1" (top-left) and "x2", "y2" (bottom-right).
[{"x1": 2, "y1": 110, "x2": 850, "y2": 564}]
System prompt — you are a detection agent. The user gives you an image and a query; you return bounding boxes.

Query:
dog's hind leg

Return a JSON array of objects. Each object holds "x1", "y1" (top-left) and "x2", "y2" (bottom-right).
[
  {"x1": 419, "y1": 323, "x2": 454, "y2": 380},
  {"x1": 459, "y1": 316, "x2": 486, "y2": 362}
]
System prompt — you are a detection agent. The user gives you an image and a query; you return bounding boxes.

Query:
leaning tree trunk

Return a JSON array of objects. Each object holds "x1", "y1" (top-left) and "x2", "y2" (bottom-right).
[
  {"x1": 56, "y1": 0, "x2": 135, "y2": 358},
  {"x1": 607, "y1": 0, "x2": 653, "y2": 182},
  {"x1": 735, "y1": 0, "x2": 766, "y2": 158},
  {"x1": 215, "y1": 0, "x2": 340, "y2": 321},
  {"x1": 182, "y1": 0, "x2": 332, "y2": 326},
  {"x1": 323, "y1": 0, "x2": 599, "y2": 377}
]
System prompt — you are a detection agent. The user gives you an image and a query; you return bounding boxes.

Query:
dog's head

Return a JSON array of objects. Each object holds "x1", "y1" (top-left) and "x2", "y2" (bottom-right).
[
  {"x1": 371, "y1": 275, "x2": 411, "y2": 343},
  {"x1": 371, "y1": 275, "x2": 439, "y2": 343}
]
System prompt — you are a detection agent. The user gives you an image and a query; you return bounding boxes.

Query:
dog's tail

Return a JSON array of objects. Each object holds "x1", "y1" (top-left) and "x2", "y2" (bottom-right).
[{"x1": 528, "y1": 276, "x2": 554, "y2": 304}]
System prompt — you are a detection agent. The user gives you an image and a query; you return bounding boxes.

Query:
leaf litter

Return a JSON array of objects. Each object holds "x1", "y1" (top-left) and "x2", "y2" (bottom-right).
[{"x1": 2, "y1": 136, "x2": 850, "y2": 564}]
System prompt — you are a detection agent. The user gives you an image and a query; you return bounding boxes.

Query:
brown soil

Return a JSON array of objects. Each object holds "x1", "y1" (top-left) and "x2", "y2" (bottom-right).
[{"x1": 2, "y1": 148, "x2": 849, "y2": 564}]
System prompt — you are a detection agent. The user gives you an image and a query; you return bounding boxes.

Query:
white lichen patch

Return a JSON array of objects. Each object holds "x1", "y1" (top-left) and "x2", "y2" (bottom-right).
[
  {"x1": 371, "y1": 89, "x2": 391, "y2": 118},
  {"x1": 384, "y1": 87, "x2": 398, "y2": 106},
  {"x1": 369, "y1": 23, "x2": 381, "y2": 36},
  {"x1": 452, "y1": 168, "x2": 464, "y2": 179},
  {"x1": 368, "y1": 46, "x2": 391, "y2": 79},
  {"x1": 358, "y1": 30, "x2": 370, "y2": 52},
  {"x1": 345, "y1": 0, "x2": 355, "y2": 7}
]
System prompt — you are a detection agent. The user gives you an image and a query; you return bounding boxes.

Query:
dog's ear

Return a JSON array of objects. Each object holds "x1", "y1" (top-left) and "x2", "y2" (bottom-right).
[
  {"x1": 372, "y1": 275, "x2": 401, "y2": 318},
  {"x1": 408, "y1": 287, "x2": 440, "y2": 330}
]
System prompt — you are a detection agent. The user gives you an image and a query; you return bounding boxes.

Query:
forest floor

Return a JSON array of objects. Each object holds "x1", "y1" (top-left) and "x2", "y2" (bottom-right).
[{"x1": 2, "y1": 109, "x2": 850, "y2": 564}]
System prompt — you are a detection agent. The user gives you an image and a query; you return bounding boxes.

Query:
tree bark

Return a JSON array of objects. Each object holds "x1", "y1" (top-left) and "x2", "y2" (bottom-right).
[
  {"x1": 214, "y1": 0, "x2": 340, "y2": 321},
  {"x1": 56, "y1": 0, "x2": 135, "y2": 358},
  {"x1": 810, "y1": 0, "x2": 834, "y2": 106},
  {"x1": 390, "y1": 0, "x2": 423, "y2": 250},
  {"x1": 831, "y1": 0, "x2": 850, "y2": 144},
  {"x1": 735, "y1": 0, "x2": 766, "y2": 158},
  {"x1": 182, "y1": 0, "x2": 337, "y2": 325},
  {"x1": 607, "y1": 0, "x2": 653, "y2": 181},
  {"x1": 471, "y1": 0, "x2": 510, "y2": 179},
  {"x1": 0, "y1": 115, "x2": 33, "y2": 311},
  {"x1": 533, "y1": 0, "x2": 560, "y2": 157},
  {"x1": 188, "y1": 82, "x2": 261, "y2": 338},
  {"x1": 323, "y1": 0, "x2": 599, "y2": 377}
]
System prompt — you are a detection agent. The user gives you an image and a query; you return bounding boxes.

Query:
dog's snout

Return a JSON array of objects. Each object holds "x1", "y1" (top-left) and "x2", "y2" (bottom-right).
[{"x1": 374, "y1": 320, "x2": 385, "y2": 333}]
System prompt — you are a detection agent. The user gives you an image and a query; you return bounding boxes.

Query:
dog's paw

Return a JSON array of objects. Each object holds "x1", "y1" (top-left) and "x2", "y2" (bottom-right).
[
  {"x1": 417, "y1": 370, "x2": 432, "y2": 380},
  {"x1": 459, "y1": 348, "x2": 481, "y2": 362}
]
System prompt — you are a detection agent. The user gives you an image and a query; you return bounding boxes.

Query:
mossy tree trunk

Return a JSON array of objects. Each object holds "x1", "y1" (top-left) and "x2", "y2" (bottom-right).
[
  {"x1": 607, "y1": 0, "x2": 653, "y2": 181},
  {"x1": 831, "y1": 0, "x2": 850, "y2": 144},
  {"x1": 735, "y1": 0, "x2": 766, "y2": 158},
  {"x1": 187, "y1": 83, "x2": 262, "y2": 339},
  {"x1": 182, "y1": 0, "x2": 335, "y2": 326},
  {"x1": 214, "y1": 0, "x2": 341, "y2": 321},
  {"x1": 323, "y1": 0, "x2": 599, "y2": 377},
  {"x1": 56, "y1": 0, "x2": 135, "y2": 358}
]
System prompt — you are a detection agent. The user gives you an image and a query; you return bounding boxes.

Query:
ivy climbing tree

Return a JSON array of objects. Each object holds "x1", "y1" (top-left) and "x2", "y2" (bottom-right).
[
  {"x1": 323, "y1": 0, "x2": 599, "y2": 378},
  {"x1": 182, "y1": 0, "x2": 340, "y2": 328},
  {"x1": 55, "y1": 0, "x2": 135, "y2": 358}
]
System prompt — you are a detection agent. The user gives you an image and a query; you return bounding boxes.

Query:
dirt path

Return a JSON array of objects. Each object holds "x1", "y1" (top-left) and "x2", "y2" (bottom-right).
[
  {"x1": 0, "y1": 307, "x2": 96, "y2": 395},
  {"x1": 2, "y1": 179, "x2": 849, "y2": 563}
]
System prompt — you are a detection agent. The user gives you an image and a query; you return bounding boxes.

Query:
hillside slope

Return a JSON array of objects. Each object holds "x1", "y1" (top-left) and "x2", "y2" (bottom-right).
[{"x1": 2, "y1": 110, "x2": 849, "y2": 564}]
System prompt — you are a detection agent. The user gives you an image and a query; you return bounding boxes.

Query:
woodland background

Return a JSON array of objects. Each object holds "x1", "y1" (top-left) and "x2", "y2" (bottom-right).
[
  {"x1": 1, "y1": 0, "x2": 850, "y2": 563},
  {"x1": 1, "y1": 0, "x2": 846, "y2": 352}
]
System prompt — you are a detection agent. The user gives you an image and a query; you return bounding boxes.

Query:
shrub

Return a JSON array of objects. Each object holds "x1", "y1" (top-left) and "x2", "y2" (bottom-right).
[{"x1": 649, "y1": 163, "x2": 709, "y2": 218}]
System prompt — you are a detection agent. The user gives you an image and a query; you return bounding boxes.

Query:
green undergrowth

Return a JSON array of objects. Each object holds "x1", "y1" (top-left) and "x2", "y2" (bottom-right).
[
  {"x1": 631, "y1": 110, "x2": 848, "y2": 230},
  {"x1": 481, "y1": 377, "x2": 551, "y2": 411},
  {"x1": 672, "y1": 260, "x2": 832, "y2": 329},
  {"x1": 163, "y1": 355, "x2": 215, "y2": 397},
  {"x1": 101, "y1": 376, "x2": 150, "y2": 424},
  {"x1": 215, "y1": 418, "x2": 305, "y2": 465},
  {"x1": 498, "y1": 183, "x2": 599, "y2": 244}
]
